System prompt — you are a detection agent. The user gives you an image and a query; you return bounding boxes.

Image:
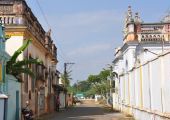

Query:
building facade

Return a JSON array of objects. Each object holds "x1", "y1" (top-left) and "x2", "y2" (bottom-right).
[
  {"x1": 0, "y1": 20, "x2": 10, "y2": 120},
  {"x1": 0, "y1": 0, "x2": 59, "y2": 118},
  {"x1": 113, "y1": 6, "x2": 170, "y2": 120}
]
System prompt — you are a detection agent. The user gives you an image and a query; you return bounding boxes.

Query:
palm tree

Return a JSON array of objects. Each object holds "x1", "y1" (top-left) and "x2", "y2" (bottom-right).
[
  {"x1": 6, "y1": 39, "x2": 42, "y2": 82},
  {"x1": 61, "y1": 72, "x2": 72, "y2": 87}
]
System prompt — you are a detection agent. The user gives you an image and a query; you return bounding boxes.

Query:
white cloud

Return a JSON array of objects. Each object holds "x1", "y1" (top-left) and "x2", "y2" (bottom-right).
[
  {"x1": 68, "y1": 43, "x2": 112, "y2": 57},
  {"x1": 56, "y1": 10, "x2": 121, "y2": 28},
  {"x1": 50, "y1": 10, "x2": 123, "y2": 48},
  {"x1": 45, "y1": 10, "x2": 122, "y2": 82}
]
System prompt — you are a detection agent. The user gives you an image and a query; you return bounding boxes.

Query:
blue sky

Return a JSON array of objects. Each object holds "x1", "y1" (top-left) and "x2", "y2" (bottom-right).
[{"x1": 26, "y1": 0, "x2": 170, "y2": 84}]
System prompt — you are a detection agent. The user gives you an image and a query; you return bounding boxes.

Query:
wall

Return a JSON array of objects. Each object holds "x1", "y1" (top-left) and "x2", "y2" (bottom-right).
[
  {"x1": 116, "y1": 51, "x2": 170, "y2": 120},
  {"x1": 6, "y1": 75, "x2": 21, "y2": 120},
  {"x1": 123, "y1": 47, "x2": 136, "y2": 71},
  {"x1": 5, "y1": 36, "x2": 24, "y2": 60},
  {"x1": 59, "y1": 92, "x2": 66, "y2": 108}
]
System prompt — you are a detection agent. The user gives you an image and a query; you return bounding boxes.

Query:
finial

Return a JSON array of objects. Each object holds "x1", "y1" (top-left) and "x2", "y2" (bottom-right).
[
  {"x1": 135, "y1": 12, "x2": 139, "y2": 22},
  {"x1": 128, "y1": 6, "x2": 132, "y2": 18},
  {"x1": 128, "y1": 6, "x2": 131, "y2": 9},
  {"x1": 46, "y1": 29, "x2": 52, "y2": 36},
  {"x1": 134, "y1": 12, "x2": 142, "y2": 23}
]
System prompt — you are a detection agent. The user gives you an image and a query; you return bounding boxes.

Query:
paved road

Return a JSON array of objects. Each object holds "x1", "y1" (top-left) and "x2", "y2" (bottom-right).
[{"x1": 37, "y1": 103, "x2": 132, "y2": 120}]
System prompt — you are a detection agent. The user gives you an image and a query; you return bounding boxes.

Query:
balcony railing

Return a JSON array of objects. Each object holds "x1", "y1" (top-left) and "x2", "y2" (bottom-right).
[{"x1": 0, "y1": 16, "x2": 24, "y2": 25}]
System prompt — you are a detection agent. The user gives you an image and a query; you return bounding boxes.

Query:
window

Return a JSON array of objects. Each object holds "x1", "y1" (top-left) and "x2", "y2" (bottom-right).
[{"x1": 48, "y1": 68, "x2": 52, "y2": 94}]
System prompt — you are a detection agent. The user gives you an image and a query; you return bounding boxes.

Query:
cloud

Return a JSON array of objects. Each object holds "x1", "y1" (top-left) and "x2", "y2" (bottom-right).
[
  {"x1": 68, "y1": 43, "x2": 112, "y2": 57},
  {"x1": 56, "y1": 10, "x2": 121, "y2": 28},
  {"x1": 49, "y1": 10, "x2": 123, "y2": 43},
  {"x1": 46, "y1": 10, "x2": 123, "y2": 82}
]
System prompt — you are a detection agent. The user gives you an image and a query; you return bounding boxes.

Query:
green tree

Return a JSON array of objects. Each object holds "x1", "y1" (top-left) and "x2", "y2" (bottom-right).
[
  {"x1": 99, "y1": 70, "x2": 110, "y2": 81},
  {"x1": 84, "y1": 87, "x2": 96, "y2": 97},
  {"x1": 6, "y1": 39, "x2": 42, "y2": 82},
  {"x1": 78, "y1": 80, "x2": 91, "y2": 92},
  {"x1": 69, "y1": 68, "x2": 117, "y2": 98},
  {"x1": 67, "y1": 85, "x2": 77, "y2": 94},
  {"x1": 88, "y1": 69, "x2": 114, "y2": 97},
  {"x1": 87, "y1": 75, "x2": 100, "y2": 86}
]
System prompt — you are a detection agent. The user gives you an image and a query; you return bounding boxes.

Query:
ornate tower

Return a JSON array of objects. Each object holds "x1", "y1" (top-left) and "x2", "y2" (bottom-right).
[{"x1": 123, "y1": 6, "x2": 138, "y2": 44}]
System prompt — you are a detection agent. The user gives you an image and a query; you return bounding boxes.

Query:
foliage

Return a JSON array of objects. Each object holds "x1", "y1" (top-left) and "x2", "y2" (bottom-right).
[
  {"x1": 6, "y1": 39, "x2": 42, "y2": 82},
  {"x1": 77, "y1": 80, "x2": 91, "y2": 92},
  {"x1": 5, "y1": 35, "x2": 11, "y2": 40},
  {"x1": 99, "y1": 70, "x2": 110, "y2": 81},
  {"x1": 67, "y1": 86, "x2": 77, "y2": 94},
  {"x1": 87, "y1": 75, "x2": 101, "y2": 86},
  {"x1": 84, "y1": 87, "x2": 96, "y2": 97},
  {"x1": 86, "y1": 69, "x2": 111, "y2": 97},
  {"x1": 69, "y1": 65, "x2": 118, "y2": 99},
  {"x1": 70, "y1": 68, "x2": 117, "y2": 98},
  {"x1": 61, "y1": 71, "x2": 72, "y2": 87}
]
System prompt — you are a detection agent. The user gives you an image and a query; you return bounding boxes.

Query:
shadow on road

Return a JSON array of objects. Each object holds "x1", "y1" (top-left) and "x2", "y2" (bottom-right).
[
  {"x1": 57, "y1": 106, "x2": 107, "y2": 119},
  {"x1": 37, "y1": 104, "x2": 127, "y2": 120}
]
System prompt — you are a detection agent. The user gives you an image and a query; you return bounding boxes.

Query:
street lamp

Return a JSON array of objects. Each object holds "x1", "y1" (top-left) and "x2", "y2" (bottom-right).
[{"x1": 143, "y1": 48, "x2": 158, "y2": 55}]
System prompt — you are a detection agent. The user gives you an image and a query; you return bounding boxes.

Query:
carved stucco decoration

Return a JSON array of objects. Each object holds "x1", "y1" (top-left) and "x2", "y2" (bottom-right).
[
  {"x1": 0, "y1": 5, "x2": 13, "y2": 14},
  {"x1": 13, "y1": 3, "x2": 23, "y2": 14}
]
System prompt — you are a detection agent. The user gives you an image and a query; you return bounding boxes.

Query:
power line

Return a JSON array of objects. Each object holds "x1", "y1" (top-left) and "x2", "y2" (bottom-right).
[
  {"x1": 35, "y1": 0, "x2": 51, "y2": 29},
  {"x1": 53, "y1": 37, "x2": 70, "y2": 62},
  {"x1": 35, "y1": 0, "x2": 69, "y2": 62}
]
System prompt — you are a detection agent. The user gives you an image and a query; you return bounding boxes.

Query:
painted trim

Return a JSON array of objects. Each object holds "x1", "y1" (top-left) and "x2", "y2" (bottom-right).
[{"x1": 6, "y1": 32, "x2": 24, "y2": 36}]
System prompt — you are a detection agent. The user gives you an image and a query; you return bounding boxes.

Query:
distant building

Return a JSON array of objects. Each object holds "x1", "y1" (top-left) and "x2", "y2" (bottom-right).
[
  {"x1": 113, "y1": 6, "x2": 170, "y2": 120},
  {"x1": 0, "y1": 0, "x2": 59, "y2": 117}
]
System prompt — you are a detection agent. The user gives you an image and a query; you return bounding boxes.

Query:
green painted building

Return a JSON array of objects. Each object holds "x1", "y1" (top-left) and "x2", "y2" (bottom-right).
[
  {"x1": 0, "y1": 22, "x2": 9, "y2": 93},
  {"x1": 0, "y1": 21, "x2": 21, "y2": 120},
  {"x1": 0, "y1": 21, "x2": 10, "y2": 120}
]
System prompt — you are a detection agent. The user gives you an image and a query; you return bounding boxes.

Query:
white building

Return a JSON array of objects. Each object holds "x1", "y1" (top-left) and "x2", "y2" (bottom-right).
[{"x1": 113, "y1": 6, "x2": 170, "y2": 120}]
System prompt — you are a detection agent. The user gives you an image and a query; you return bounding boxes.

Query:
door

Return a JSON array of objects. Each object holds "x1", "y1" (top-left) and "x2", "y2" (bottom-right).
[
  {"x1": 39, "y1": 88, "x2": 45, "y2": 114},
  {"x1": 16, "y1": 91, "x2": 19, "y2": 120}
]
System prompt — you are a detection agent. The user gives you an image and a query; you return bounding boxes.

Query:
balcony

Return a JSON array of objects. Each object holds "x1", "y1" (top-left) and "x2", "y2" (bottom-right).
[{"x1": 0, "y1": 16, "x2": 24, "y2": 25}]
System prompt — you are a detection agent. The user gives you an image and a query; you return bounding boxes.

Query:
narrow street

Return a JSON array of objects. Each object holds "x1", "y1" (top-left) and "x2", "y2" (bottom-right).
[{"x1": 37, "y1": 103, "x2": 133, "y2": 120}]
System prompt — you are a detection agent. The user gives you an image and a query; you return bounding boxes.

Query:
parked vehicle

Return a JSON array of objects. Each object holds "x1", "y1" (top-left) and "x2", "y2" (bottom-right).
[
  {"x1": 75, "y1": 93, "x2": 84, "y2": 99},
  {"x1": 73, "y1": 97, "x2": 81, "y2": 104},
  {"x1": 22, "y1": 101, "x2": 34, "y2": 120}
]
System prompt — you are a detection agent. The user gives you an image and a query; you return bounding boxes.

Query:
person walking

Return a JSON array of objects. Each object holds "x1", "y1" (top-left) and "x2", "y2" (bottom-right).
[{"x1": 56, "y1": 96, "x2": 60, "y2": 112}]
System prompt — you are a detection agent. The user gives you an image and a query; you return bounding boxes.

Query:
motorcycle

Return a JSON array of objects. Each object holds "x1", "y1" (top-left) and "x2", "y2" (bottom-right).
[{"x1": 22, "y1": 101, "x2": 34, "y2": 120}]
